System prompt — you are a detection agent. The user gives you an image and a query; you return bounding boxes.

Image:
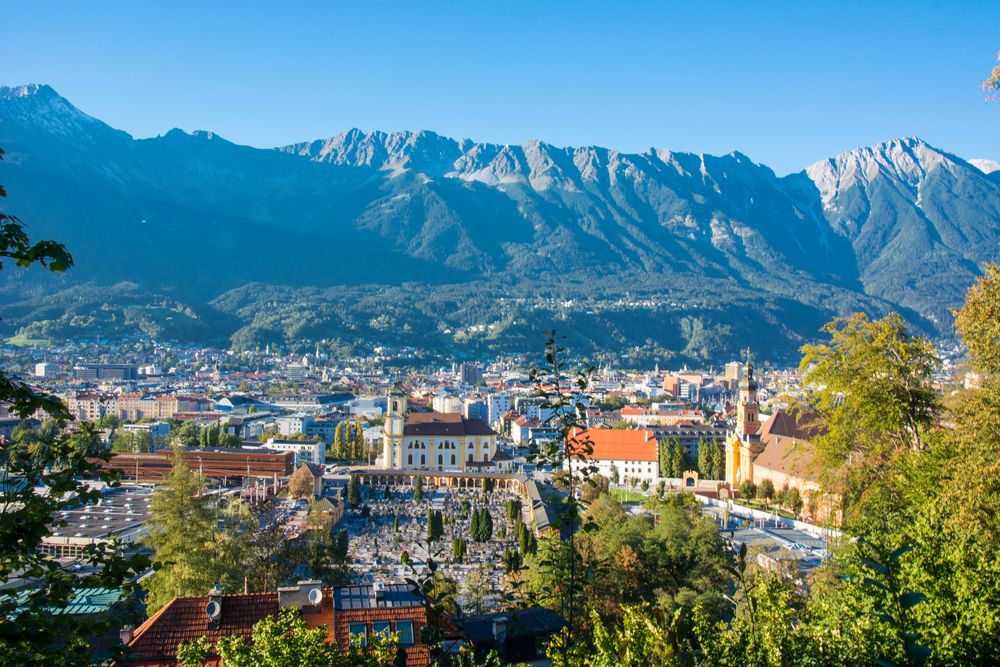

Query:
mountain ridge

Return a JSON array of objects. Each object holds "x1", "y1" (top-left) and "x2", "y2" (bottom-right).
[{"x1": 1, "y1": 83, "x2": 997, "y2": 362}]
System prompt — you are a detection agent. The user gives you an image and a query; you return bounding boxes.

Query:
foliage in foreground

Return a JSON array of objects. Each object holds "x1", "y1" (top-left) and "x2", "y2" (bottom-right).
[
  {"x1": 533, "y1": 267, "x2": 1000, "y2": 666},
  {"x1": 176, "y1": 607, "x2": 399, "y2": 667},
  {"x1": 0, "y1": 150, "x2": 149, "y2": 665}
]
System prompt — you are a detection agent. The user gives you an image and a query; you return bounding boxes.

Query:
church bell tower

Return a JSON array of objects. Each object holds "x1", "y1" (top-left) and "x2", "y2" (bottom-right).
[
  {"x1": 736, "y1": 352, "x2": 760, "y2": 438},
  {"x1": 383, "y1": 383, "x2": 407, "y2": 468}
]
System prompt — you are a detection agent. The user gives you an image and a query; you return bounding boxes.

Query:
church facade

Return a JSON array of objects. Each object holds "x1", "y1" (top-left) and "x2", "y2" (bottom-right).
[{"x1": 382, "y1": 386, "x2": 498, "y2": 471}]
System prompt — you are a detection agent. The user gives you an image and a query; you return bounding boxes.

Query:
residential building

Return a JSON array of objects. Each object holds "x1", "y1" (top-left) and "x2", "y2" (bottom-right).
[
  {"x1": 463, "y1": 398, "x2": 488, "y2": 423},
  {"x1": 121, "y1": 583, "x2": 430, "y2": 666},
  {"x1": 486, "y1": 393, "x2": 510, "y2": 428},
  {"x1": 121, "y1": 422, "x2": 171, "y2": 450},
  {"x1": 432, "y1": 391, "x2": 462, "y2": 414},
  {"x1": 261, "y1": 437, "x2": 326, "y2": 466},
  {"x1": 566, "y1": 427, "x2": 660, "y2": 485},
  {"x1": 34, "y1": 362, "x2": 58, "y2": 378},
  {"x1": 649, "y1": 423, "x2": 728, "y2": 463}
]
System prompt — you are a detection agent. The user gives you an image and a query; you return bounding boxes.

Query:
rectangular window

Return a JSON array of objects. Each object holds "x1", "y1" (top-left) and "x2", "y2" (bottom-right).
[
  {"x1": 349, "y1": 622, "x2": 367, "y2": 646},
  {"x1": 396, "y1": 620, "x2": 414, "y2": 645},
  {"x1": 372, "y1": 621, "x2": 391, "y2": 639}
]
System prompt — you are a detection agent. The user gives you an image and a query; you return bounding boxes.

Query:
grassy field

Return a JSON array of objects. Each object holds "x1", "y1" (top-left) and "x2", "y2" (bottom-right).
[
  {"x1": 6, "y1": 334, "x2": 52, "y2": 348},
  {"x1": 610, "y1": 489, "x2": 649, "y2": 503},
  {"x1": 735, "y1": 498, "x2": 797, "y2": 520}
]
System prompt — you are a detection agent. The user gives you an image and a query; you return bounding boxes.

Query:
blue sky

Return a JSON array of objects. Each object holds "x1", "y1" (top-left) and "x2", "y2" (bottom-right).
[{"x1": 3, "y1": 0, "x2": 998, "y2": 174}]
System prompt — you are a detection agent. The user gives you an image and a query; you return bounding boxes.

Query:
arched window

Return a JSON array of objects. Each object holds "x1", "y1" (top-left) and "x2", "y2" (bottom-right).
[
  {"x1": 408, "y1": 454, "x2": 413, "y2": 465},
  {"x1": 420, "y1": 455, "x2": 425, "y2": 465},
  {"x1": 451, "y1": 454, "x2": 456, "y2": 465},
  {"x1": 468, "y1": 452, "x2": 473, "y2": 462},
  {"x1": 438, "y1": 454, "x2": 443, "y2": 465}
]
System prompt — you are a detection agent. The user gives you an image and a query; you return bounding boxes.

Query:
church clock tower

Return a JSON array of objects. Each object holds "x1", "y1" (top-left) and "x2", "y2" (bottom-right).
[
  {"x1": 736, "y1": 353, "x2": 760, "y2": 438},
  {"x1": 725, "y1": 351, "x2": 766, "y2": 486}
]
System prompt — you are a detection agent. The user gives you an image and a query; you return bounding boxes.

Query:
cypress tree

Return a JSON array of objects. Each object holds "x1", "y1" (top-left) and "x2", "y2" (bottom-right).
[
  {"x1": 480, "y1": 508, "x2": 493, "y2": 542},
  {"x1": 346, "y1": 474, "x2": 361, "y2": 506},
  {"x1": 470, "y1": 507, "x2": 481, "y2": 541},
  {"x1": 697, "y1": 437, "x2": 711, "y2": 478},
  {"x1": 712, "y1": 443, "x2": 725, "y2": 481},
  {"x1": 332, "y1": 422, "x2": 345, "y2": 460},
  {"x1": 354, "y1": 418, "x2": 366, "y2": 460}
]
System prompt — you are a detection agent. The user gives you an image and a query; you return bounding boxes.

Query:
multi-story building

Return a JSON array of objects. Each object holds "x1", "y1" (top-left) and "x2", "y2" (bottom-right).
[
  {"x1": 566, "y1": 427, "x2": 660, "y2": 486},
  {"x1": 73, "y1": 364, "x2": 139, "y2": 381},
  {"x1": 66, "y1": 392, "x2": 105, "y2": 422},
  {"x1": 431, "y1": 391, "x2": 462, "y2": 414},
  {"x1": 487, "y1": 393, "x2": 511, "y2": 428},
  {"x1": 121, "y1": 422, "x2": 171, "y2": 450},
  {"x1": 261, "y1": 437, "x2": 326, "y2": 466},
  {"x1": 649, "y1": 422, "x2": 728, "y2": 467},
  {"x1": 463, "y1": 398, "x2": 488, "y2": 423},
  {"x1": 459, "y1": 362, "x2": 483, "y2": 385}
]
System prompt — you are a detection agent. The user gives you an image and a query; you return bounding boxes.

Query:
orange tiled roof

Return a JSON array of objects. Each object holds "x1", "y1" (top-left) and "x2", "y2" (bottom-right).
[{"x1": 567, "y1": 428, "x2": 658, "y2": 462}]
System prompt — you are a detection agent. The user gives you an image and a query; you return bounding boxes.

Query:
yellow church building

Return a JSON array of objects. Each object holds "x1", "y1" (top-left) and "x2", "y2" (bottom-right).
[{"x1": 382, "y1": 385, "x2": 498, "y2": 471}]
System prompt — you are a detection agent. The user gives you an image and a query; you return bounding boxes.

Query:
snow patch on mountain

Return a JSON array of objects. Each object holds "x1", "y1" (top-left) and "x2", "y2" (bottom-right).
[{"x1": 970, "y1": 158, "x2": 1000, "y2": 174}]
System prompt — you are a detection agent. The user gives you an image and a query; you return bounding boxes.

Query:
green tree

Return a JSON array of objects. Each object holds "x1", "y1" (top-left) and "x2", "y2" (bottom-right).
[
  {"x1": 756, "y1": 478, "x2": 775, "y2": 503},
  {"x1": 346, "y1": 474, "x2": 361, "y2": 506},
  {"x1": 1, "y1": 417, "x2": 149, "y2": 664},
  {"x1": 354, "y1": 417, "x2": 366, "y2": 460},
  {"x1": 800, "y1": 312, "x2": 939, "y2": 520},
  {"x1": 179, "y1": 607, "x2": 397, "y2": 667},
  {"x1": 658, "y1": 438, "x2": 672, "y2": 478},
  {"x1": 412, "y1": 475, "x2": 424, "y2": 503},
  {"x1": 289, "y1": 465, "x2": 315, "y2": 499},
  {"x1": 332, "y1": 421, "x2": 345, "y2": 460},
  {"x1": 712, "y1": 443, "x2": 725, "y2": 482},
  {"x1": 697, "y1": 437, "x2": 712, "y2": 478},
  {"x1": 462, "y1": 565, "x2": 492, "y2": 615},
  {"x1": 670, "y1": 439, "x2": 688, "y2": 478},
  {"x1": 739, "y1": 479, "x2": 756, "y2": 500},
  {"x1": 172, "y1": 420, "x2": 200, "y2": 448},
  {"x1": 784, "y1": 487, "x2": 802, "y2": 516},
  {"x1": 143, "y1": 447, "x2": 235, "y2": 613}
]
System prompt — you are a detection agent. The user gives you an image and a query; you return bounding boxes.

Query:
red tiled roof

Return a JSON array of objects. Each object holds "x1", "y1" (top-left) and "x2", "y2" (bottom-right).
[
  {"x1": 567, "y1": 428, "x2": 658, "y2": 462},
  {"x1": 753, "y1": 408, "x2": 827, "y2": 482},
  {"x1": 403, "y1": 411, "x2": 496, "y2": 437},
  {"x1": 122, "y1": 589, "x2": 430, "y2": 667},
  {"x1": 126, "y1": 593, "x2": 277, "y2": 665}
]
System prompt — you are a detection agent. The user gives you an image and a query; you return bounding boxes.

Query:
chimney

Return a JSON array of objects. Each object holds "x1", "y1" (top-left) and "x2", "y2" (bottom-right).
[
  {"x1": 278, "y1": 580, "x2": 323, "y2": 612},
  {"x1": 492, "y1": 617, "x2": 508, "y2": 643},
  {"x1": 206, "y1": 584, "x2": 223, "y2": 628}
]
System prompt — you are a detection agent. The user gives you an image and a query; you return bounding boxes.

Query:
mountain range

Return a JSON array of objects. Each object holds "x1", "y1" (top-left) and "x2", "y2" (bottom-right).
[{"x1": 1, "y1": 83, "x2": 998, "y2": 364}]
